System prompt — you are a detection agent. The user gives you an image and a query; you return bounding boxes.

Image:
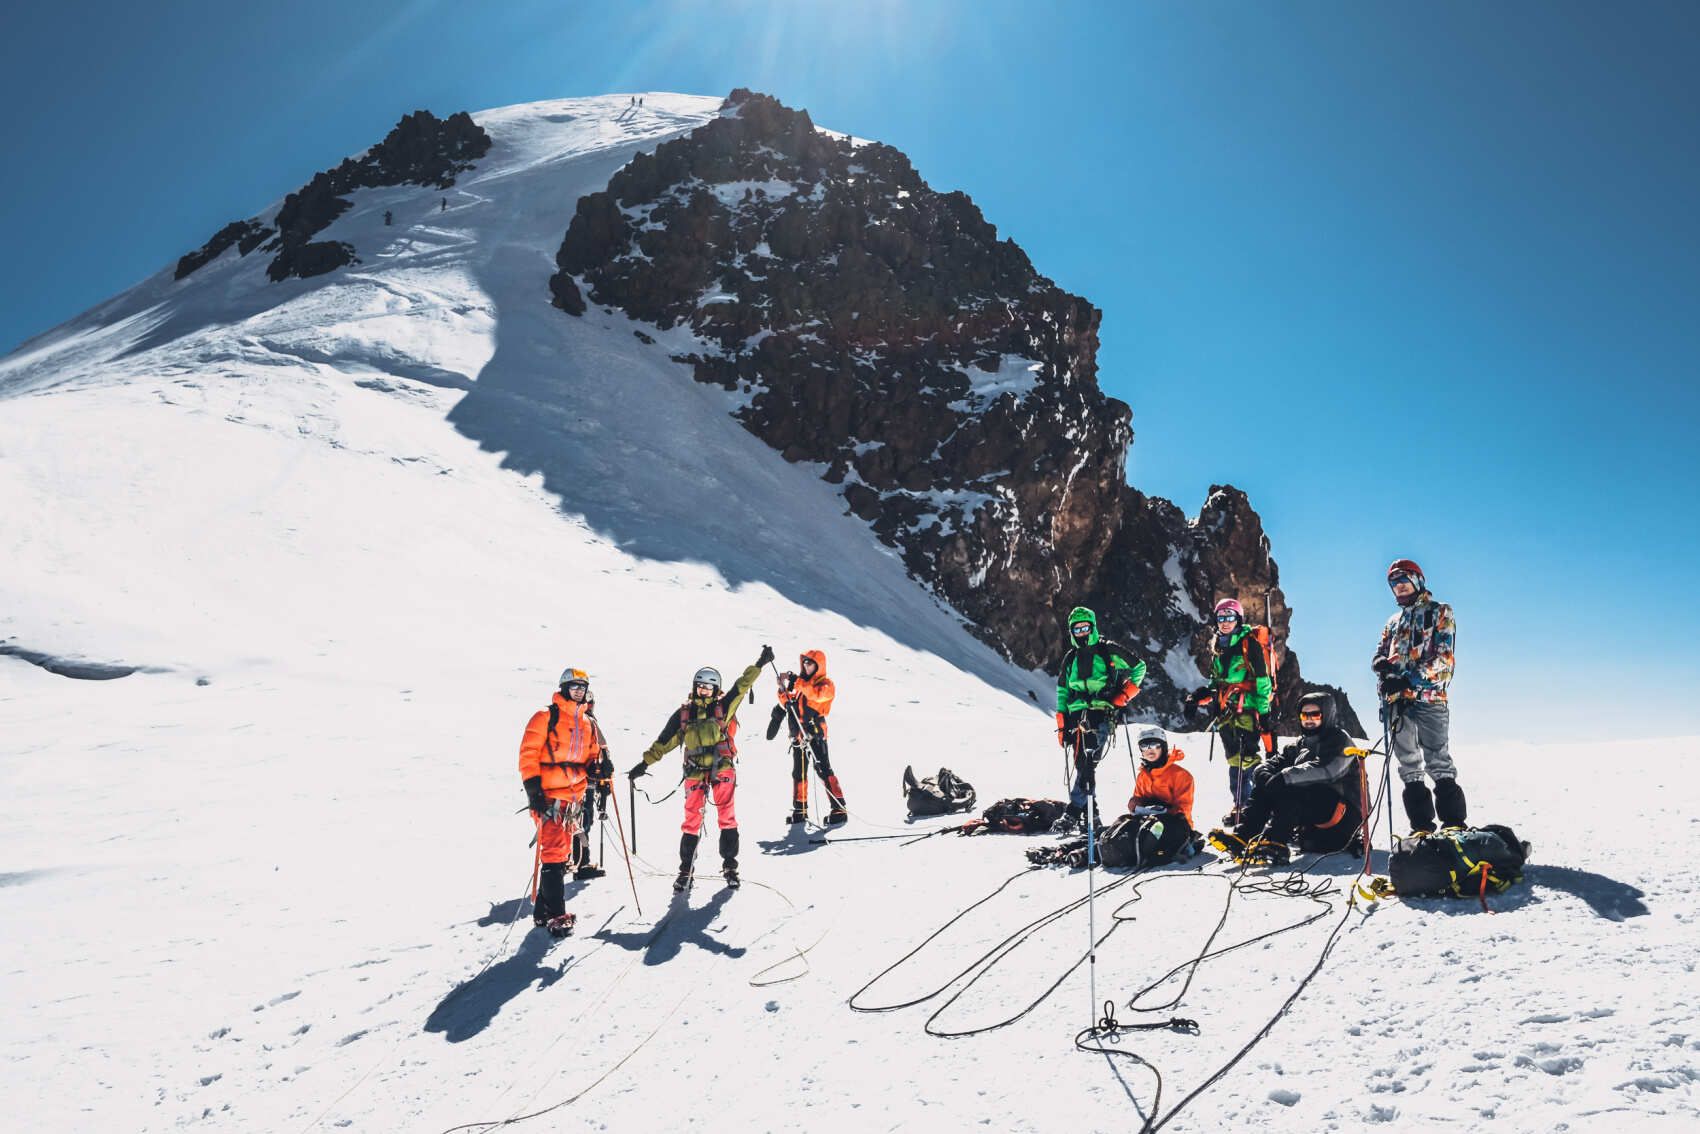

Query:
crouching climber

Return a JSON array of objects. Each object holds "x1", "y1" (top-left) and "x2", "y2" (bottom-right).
[
  {"x1": 1031, "y1": 727, "x2": 1196, "y2": 869},
  {"x1": 1208, "y1": 691, "x2": 1364, "y2": 866}
]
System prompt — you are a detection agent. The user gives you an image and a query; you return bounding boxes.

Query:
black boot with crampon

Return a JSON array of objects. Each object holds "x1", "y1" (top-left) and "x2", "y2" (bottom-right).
[
  {"x1": 674, "y1": 832, "x2": 699, "y2": 894},
  {"x1": 720, "y1": 828, "x2": 741, "y2": 889},
  {"x1": 534, "y1": 862, "x2": 575, "y2": 937},
  {"x1": 1403, "y1": 781, "x2": 1437, "y2": 837}
]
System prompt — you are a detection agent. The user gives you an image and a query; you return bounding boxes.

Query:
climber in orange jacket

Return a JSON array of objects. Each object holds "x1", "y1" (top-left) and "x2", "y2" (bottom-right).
[
  {"x1": 767, "y1": 649, "x2": 846, "y2": 825},
  {"x1": 518, "y1": 667, "x2": 613, "y2": 937},
  {"x1": 1124, "y1": 726, "x2": 1197, "y2": 863}
]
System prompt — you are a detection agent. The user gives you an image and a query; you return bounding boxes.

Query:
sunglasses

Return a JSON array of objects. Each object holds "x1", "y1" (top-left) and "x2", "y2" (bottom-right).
[
  {"x1": 564, "y1": 681, "x2": 588, "y2": 692},
  {"x1": 1298, "y1": 709, "x2": 1324, "y2": 719},
  {"x1": 1138, "y1": 741, "x2": 1165, "y2": 750}
]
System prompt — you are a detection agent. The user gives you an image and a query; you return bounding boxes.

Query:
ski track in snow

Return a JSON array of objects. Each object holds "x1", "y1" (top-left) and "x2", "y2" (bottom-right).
[{"x1": 3, "y1": 94, "x2": 1698, "y2": 1133}]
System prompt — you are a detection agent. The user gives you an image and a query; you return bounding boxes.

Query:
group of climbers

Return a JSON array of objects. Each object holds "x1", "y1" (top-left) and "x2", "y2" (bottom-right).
[
  {"x1": 514, "y1": 559, "x2": 1462, "y2": 936},
  {"x1": 1048, "y1": 558, "x2": 1464, "y2": 871},
  {"x1": 517, "y1": 643, "x2": 849, "y2": 932},
  {"x1": 1204, "y1": 558, "x2": 1465, "y2": 864}
]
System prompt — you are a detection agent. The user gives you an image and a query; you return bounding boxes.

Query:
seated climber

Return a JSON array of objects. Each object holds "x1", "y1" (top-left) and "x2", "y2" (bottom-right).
[
  {"x1": 1030, "y1": 726, "x2": 1197, "y2": 869},
  {"x1": 1208, "y1": 691, "x2": 1364, "y2": 866}
]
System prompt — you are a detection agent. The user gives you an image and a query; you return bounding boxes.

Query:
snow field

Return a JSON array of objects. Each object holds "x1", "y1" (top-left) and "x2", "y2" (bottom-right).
[{"x1": 2, "y1": 92, "x2": 1696, "y2": 1134}]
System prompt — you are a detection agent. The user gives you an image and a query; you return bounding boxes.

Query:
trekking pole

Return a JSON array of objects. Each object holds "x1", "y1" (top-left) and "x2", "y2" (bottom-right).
[
  {"x1": 1084, "y1": 722, "x2": 1099, "y2": 1028},
  {"x1": 598, "y1": 787, "x2": 607, "y2": 870},
  {"x1": 605, "y1": 774, "x2": 643, "y2": 918}
]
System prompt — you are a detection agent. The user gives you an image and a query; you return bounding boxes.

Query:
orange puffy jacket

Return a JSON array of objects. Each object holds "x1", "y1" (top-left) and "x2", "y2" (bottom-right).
[
  {"x1": 519, "y1": 693, "x2": 602, "y2": 803},
  {"x1": 777, "y1": 650, "x2": 835, "y2": 735},
  {"x1": 1130, "y1": 746, "x2": 1194, "y2": 828}
]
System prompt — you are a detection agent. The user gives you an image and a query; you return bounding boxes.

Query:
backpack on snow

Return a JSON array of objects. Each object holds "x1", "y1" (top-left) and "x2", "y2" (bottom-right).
[
  {"x1": 1389, "y1": 824, "x2": 1531, "y2": 903},
  {"x1": 974, "y1": 798, "x2": 1069, "y2": 835},
  {"x1": 903, "y1": 765, "x2": 977, "y2": 817}
]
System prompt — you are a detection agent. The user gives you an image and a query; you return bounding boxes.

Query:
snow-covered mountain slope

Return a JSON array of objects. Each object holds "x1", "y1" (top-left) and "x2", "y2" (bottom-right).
[{"x1": 3, "y1": 95, "x2": 1697, "y2": 1133}]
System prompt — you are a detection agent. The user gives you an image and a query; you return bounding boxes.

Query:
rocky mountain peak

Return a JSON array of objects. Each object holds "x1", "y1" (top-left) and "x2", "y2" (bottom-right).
[{"x1": 547, "y1": 90, "x2": 1356, "y2": 730}]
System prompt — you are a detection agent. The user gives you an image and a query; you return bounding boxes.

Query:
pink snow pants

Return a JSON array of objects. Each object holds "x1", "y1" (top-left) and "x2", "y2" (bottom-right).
[{"x1": 681, "y1": 769, "x2": 738, "y2": 836}]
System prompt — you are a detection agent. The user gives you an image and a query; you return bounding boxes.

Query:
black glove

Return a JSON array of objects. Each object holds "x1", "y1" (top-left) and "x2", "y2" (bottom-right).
[
  {"x1": 596, "y1": 755, "x2": 615, "y2": 780},
  {"x1": 1191, "y1": 685, "x2": 1215, "y2": 706},
  {"x1": 1372, "y1": 656, "x2": 1397, "y2": 676},
  {"x1": 523, "y1": 775, "x2": 548, "y2": 815},
  {"x1": 1250, "y1": 762, "x2": 1279, "y2": 790},
  {"x1": 780, "y1": 671, "x2": 797, "y2": 690},
  {"x1": 757, "y1": 644, "x2": 775, "y2": 668},
  {"x1": 1379, "y1": 674, "x2": 1413, "y2": 699},
  {"x1": 627, "y1": 760, "x2": 649, "y2": 781},
  {"x1": 765, "y1": 704, "x2": 786, "y2": 741},
  {"x1": 1254, "y1": 712, "x2": 1272, "y2": 735}
]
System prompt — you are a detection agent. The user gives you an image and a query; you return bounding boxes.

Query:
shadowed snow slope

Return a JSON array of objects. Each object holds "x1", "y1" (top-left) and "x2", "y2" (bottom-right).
[{"x1": 2, "y1": 95, "x2": 1696, "y2": 1133}]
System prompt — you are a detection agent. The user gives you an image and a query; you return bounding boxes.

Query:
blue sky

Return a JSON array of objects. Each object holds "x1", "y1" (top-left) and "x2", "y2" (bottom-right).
[{"x1": 4, "y1": 1, "x2": 1696, "y2": 739}]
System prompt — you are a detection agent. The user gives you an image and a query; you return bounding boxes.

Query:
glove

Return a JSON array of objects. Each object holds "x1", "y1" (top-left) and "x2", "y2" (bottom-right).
[
  {"x1": 627, "y1": 760, "x2": 649, "y2": 781},
  {"x1": 596, "y1": 755, "x2": 615, "y2": 780},
  {"x1": 1191, "y1": 685, "x2": 1215, "y2": 707},
  {"x1": 1254, "y1": 712, "x2": 1272, "y2": 735},
  {"x1": 765, "y1": 704, "x2": 786, "y2": 741},
  {"x1": 1251, "y1": 763, "x2": 1279, "y2": 790},
  {"x1": 523, "y1": 775, "x2": 548, "y2": 815},
  {"x1": 757, "y1": 644, "x2": 775, "y2": 668},
  {"x1": 780, "y1": 671, "x2": 797, "y2": 691},
  {"x1": 1372, "y1": 656, "x2": 1397, "y2": 676},
  {"x1": 1379, "y1": 674, "x2": 1413, "y2": 699}
]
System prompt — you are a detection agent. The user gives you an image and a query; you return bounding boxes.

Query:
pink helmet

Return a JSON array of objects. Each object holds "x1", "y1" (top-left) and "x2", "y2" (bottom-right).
[{"x1": 1213, "y1": 598, "x2": 1245, "y2": 623}]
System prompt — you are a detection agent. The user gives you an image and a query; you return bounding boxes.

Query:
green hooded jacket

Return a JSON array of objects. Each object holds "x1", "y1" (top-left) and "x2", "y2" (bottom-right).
[
  {"x1": 1056, "y1": 606, "x2": 1147, "y2": 714},
  {"x1": 1208, "y1": 624, "x2": 1273, "y2": 729}
]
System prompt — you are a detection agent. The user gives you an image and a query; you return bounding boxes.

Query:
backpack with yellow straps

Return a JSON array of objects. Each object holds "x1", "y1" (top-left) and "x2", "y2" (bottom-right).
[{"x1": 1388, "y1": 824, "x2": 1530, "y2": 903}]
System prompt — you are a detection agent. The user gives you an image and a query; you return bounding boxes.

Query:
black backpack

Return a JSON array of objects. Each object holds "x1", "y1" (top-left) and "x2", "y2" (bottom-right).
[
  {"x1": 903, "y1": 765, "x2": 977, "y2": 817},
  {"x1": 1389, "y1": 824, "x2": 1531, "y2": 901},
  {"x1": 978, "y1": 798, "x2": 1069, "y2": 834}
]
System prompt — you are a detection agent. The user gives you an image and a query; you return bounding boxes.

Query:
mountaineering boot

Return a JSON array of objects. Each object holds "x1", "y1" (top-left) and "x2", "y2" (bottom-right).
[
  {"x1": 1221, "y1": 807, "x2": 1245, "y2": 828},
  {"x1": 545, "y1": 912, "x2": 576, "y2": 939},
  {"x1": 1051, "y1": 806, "x2": 1082, "y2": 835},
  {"x1": 1242, "y1": 839, "x2": 1291, "y2": 867},
  {"x1": 675, "y1": 832, "x2": 700, "y2": 894},
  {"x1": 786, "y1": 808, "x2": 807, "y2": 825},
  {"x1": 574, "y1": 864, "x2": 606, "y2": 881},
  {"x1": 1402, "y1": 781, "x2": 1437, "y2": 835},
  {"x1": 719, "y1": 828, "x2": 741, "y2": 886},
  {"x1": 534, "y1": 862, "x2": 567, "y2": 927},
  {"x1": 1206, "y1": 829, "x2": 1248, "y2": 858},
  {"x1": 1433, "y1": 779, "x2": 1468, "y2": 828},
  {"x1": 825, "y1": 806, "x2": 848, "y2": 825}
]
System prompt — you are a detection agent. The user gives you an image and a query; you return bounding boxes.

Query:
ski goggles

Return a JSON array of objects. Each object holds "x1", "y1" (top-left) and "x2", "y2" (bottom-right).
[
  {"x1": 1070, "y1": 623, "x2": 1093, "y2": 635},
  {"x1": 694, "y1": 681, "x2": 717, "y2": 692},
  {"x1": 1387, "y1": 575, "x2": 1413, "y2": 589},
  {"x1": 1137, "y1": 739, "x2": 1166, "y2": 750},
  {"x1": 1215, "y1": 613, "x2": 1240, "y2": 623},
  {"x1": 563, "y1": 680, "x2": 588, "y2": 693},
  {"x1": 1298, "y1": 707, "x2": 1325, "y2": 720}
]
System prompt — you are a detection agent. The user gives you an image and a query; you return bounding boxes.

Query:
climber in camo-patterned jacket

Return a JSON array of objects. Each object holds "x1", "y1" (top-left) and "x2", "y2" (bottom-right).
[{"x1": 1372, "y1": 559, "x2": 1465, "y2": 833}]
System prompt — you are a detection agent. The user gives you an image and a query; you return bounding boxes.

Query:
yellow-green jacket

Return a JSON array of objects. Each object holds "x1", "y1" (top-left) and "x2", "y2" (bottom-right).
[{"x1": 638, "y1": 664, "x2": 761, "y2": 780}]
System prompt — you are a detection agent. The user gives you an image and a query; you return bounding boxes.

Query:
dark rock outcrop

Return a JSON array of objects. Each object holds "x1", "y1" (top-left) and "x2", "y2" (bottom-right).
[
  {"x1": 548, "y1": 89, "x2": 1355, "y2": 728},
  {"x1": 177, "y1": 109, "x2": 492, "y2": 283},
  {"x1": 174, "y1": 220, "x2": 272, "y2": 280}
]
